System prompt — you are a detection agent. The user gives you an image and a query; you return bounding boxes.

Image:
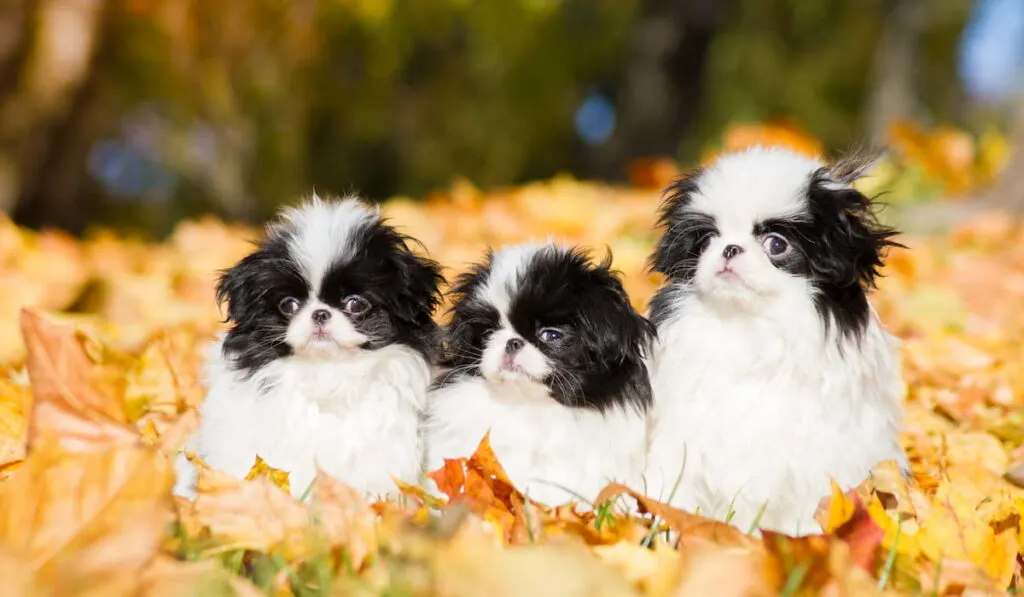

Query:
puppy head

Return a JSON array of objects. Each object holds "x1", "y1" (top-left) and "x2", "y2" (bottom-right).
[
  {"x1": 216, "y1": 194, "x2": 444, "y2": 373},
  {"x1": 441, "y1": 243, "x2": 654, "y2": 412},
  {"x1": 649, "y1": 147, "x2": 900, "y2": 337}
]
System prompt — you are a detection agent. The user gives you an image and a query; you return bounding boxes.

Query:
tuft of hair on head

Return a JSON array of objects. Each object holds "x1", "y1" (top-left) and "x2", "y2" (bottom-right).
[
  {"x1": 821, "y1": 148, "x2": 885, "y2": 188},
  {"x1": 809, "y1": 149, "x2": 904, "y2": 290}
]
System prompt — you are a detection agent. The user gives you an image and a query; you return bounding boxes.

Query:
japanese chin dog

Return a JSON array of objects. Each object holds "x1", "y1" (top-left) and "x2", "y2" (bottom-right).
[
  {"x1": 424, "y1": 243, "x2": 654, "y2": 507},
  {"x1": 173, "y1": 195, "x2": 444, "y2": 500},
  {"x1": 643, "y1": 147, "x2": 909, "y2": 536}
]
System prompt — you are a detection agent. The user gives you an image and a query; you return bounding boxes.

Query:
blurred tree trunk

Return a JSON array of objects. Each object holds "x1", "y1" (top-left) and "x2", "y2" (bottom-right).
[
  {"x1": 867, "y1": 0, "x2": 926, "y2": 144},
  {"x1": 0, "y1": 0, "x2": 111, "y2": 232},
  {"x1": 588, "y1": 0, "x2": 733, "y2": 178}
]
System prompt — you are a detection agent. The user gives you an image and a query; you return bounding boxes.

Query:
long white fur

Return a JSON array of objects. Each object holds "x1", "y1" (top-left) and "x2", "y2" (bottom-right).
[
  {"x1": 643, "y1": 148, "x2": 907, "y2": 536},
  {"x1": 173, "y1": 196, "x2": 429, "y2": 500},
  {"x1": 425, "y1": 244, "x2": 648, "y2": 507}
]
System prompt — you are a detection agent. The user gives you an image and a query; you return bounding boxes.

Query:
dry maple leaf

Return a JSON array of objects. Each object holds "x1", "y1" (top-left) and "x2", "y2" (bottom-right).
[
  {"x1": 0, "y1": 376, "x2": 29, "y2": 468},
  {"x1": 20, "y1": 309, "x2": 137, "y2": 450},
  {"x1": 192, "y1": 467, "x2": 310, "y2": 559},
  {"x1": 594, "y1": 482, "x2": 754, "y2": 549},
  {"x1": 309, "y1": 468, "x2": 379, "y2": 571},
  {"x1": 0, "y1": 441, "x2": 174, "y2": 597},
  {"x1": 245, "y1": 455, "x2": 292, "y2": 495},
  {"x1": 427, "y1": 432, "x2": 531, "y2": 542},
  {"x1": 430, "y1": 521, "x2": 642, "y2": 597}
]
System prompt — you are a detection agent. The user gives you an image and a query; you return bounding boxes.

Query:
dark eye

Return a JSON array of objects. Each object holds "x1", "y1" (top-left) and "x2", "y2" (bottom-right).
[
  {"x1": 342, "y1": 295, "x2": 371, "y2": 315},
  {"x1": 694, "y1": 230, "x2": 715, "y2": 253},
  {"x1": 537, "y1": 328, "x2": 563, "y2": 344},
  {"x1": 761, "y1": 234, "x2": 790, "y2": 257},
  {"x1": 278, "y1": 297, "x2": 301, "y2": 316}
]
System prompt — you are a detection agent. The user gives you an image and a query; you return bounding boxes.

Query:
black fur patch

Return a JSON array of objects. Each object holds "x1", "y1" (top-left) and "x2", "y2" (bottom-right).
[
  {"x1": 215, "y1": 206, "x2": 444, "y2": 377},
  {"x1": 437, "y1": 246, "x2": 655, "y2": 413},
  {"x1": 646, "y1": 158, "x2": 901, "y2": 340}
]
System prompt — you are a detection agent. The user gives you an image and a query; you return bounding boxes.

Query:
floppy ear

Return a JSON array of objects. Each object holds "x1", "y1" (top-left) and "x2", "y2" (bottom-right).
[
  {"x1": 807, "y1": 152, "x2": 902, "y2": 289},
  {"x1": 386, "y1": 239, "x2": 445, "y2": 328},
  {"x1": 215, "y1": 250, "x2": 264, "y2": 323},
  {"x1": 649, "y1": 167, "x2": 704, "y2": 277},
  {"x1": 582, "y1": 252, "x2": 656, "y2": 367},
  {"x1": 438, "y1": 256, "x2": 494, "y2": 368}
]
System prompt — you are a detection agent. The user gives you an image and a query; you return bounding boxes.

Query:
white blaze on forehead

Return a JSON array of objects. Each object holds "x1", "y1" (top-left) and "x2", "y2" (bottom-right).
[
  {"x1": 689, "y1": 147, "x2": 825, "y2": 228},
  {"x1": 478, "y1": 242, "x2": 565, "y2": 322},
  {"x1": 275, "y1": 194, "x2": 378, "y2": 291}
]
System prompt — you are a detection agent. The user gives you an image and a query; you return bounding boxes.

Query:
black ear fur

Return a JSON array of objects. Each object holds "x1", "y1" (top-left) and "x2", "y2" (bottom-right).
[
  {"x1": 649, "y1": 168, "x2": 705, "y2": 278},
  {"x1": 214, "y1": 240, "x2": 297, "y2": 324},
  {"x1": 806, "y1": 160, "x2": 903, "y2": 290},
  {"x1": 579, "y1": 248, "x2": 656, "y2": 367}
]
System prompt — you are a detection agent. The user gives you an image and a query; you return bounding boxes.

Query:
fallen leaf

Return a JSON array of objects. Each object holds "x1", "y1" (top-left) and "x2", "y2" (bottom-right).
[
  {"x1": 20, "y1": 309, "x2": 137, "y2": 450},
  {"x1": 245, "y1": 455, "x2": 292, "y2": 495},
  {"x1": 139, "y1": 556, "x2": 264, "y2": 597},
  {"x1": 594, "y1": 483, "x2": 754, "y2": 548},
  {"x1": 310, "y1": 469, "x2": 378, "y2": 570},
  {"x1": 192, "y1": 467, "x2": 310, "y2": 558},
  {"x1": 0, "y1": 439, "x2": 173, "y2": 596},
  {"x1": 0, "y1": 376, "x2": 29, "y2": 468}
]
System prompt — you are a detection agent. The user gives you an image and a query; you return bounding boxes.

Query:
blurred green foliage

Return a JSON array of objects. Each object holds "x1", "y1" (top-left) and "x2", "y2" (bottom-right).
[{"x1": 2, "y1": 0, "x2": 979, "y2": 234}]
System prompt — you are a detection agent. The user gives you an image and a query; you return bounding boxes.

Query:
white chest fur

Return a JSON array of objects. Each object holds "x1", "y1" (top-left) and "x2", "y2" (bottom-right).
[
  {"x1": 425, "y1": 378, "x2": 647, "y2": 508},
  {"x1": 645, "y1": 291, "x2": 907, "y2": 535},
  {"x1": 174, "y1": 340, "x2": 429, "y2": 500}
]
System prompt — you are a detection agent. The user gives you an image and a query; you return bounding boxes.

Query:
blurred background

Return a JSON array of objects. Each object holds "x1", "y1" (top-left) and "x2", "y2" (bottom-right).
[{"x1": 1, "y1": 0, "x2": 1024, "y2": 236}]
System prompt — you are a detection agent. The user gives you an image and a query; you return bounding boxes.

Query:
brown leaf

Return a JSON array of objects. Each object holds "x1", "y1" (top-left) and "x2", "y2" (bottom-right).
[
  {"x1": 20, "y1": 309, "x2": 136, "y2": 450},
  {"x1": 594, "y1": 482, "x2": 755, "y2": 548}
]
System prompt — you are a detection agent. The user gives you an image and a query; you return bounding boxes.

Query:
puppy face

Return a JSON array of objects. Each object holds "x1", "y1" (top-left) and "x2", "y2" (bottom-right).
[
  {"x1": 216, "y1": 195, "x2": 444, "y2": 374},
  {"x1": 439, "y1": 243, "x2": 654, "y2": 412},
  {"x1": 649, "y1": 147, "x2": 900, "y2": 337}
]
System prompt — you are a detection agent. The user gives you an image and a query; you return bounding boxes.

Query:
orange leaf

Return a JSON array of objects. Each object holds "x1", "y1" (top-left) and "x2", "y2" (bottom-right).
[
  {"x1": 0, "y1": 439, "x2": 174, "y2": 596},
  {"x1": 594, "y1": 483, "x2": 754, "y2": 548},
  {"x1": 426, "y1": 433, "x2": 528, "y2": 541},
  {"x1": 20, "y1": 309, "x2": 136, "y2": 451}
]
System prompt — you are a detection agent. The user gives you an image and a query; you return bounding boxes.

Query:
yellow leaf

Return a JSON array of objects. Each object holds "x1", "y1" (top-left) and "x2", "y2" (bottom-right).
[
  {"x1": 918, "y1": 482, "x2": 1020, "y2": 586},
  {"x1": 0, "y1": 377, "x2": 29, "y2": 469},
  {"x1": 244, "y1": 455, "x2": 292, "y2": 495},
  {"x1": 0, "y1": 439, "x2": 174, "y2": 596},
  {"x1": 816, "y1": 478, "x2": 856, "y2": 533},
  {"x1": 310, "y1": 469, "x2": 378, "y2": 570}
]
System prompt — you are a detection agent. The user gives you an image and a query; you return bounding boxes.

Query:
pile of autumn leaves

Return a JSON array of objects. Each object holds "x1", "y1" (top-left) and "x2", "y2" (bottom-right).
[{"x1": 0, "y1": 162, "x2": 1023, "y2": 596}]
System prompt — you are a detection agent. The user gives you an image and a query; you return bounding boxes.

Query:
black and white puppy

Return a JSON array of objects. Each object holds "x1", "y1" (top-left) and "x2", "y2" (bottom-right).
[
  {"x1": 644, "y1": 147, "x2": 908, "y2": 535},
  {"x1": 425, "y1": 243, "x2": 654, "y2": 507},
  {"x1": 173, "y1": 195, "x2": 444, "y2": 500}
]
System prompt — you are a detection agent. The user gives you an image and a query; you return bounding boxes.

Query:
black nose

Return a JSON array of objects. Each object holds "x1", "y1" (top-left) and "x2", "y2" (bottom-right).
[
  {"x1": 722, "y1": 244, "x2": 744, "y2": 260},
  {"x1": 311, "y1": 309, "x2": 331, "y2": 324},
  {"x1": 505, "y1": 337, "x2": 524, "y2": 354}
]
